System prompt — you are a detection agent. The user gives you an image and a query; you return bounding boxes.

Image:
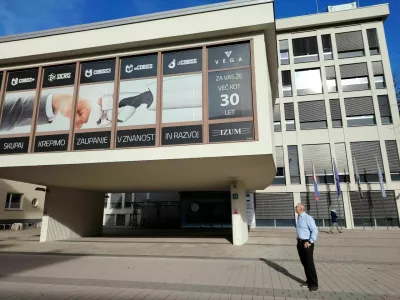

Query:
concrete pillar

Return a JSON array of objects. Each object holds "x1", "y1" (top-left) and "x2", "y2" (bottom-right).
[
  {"x1": 395, "y1": 190, "x2": 400, "y2": 226},
  {"x1": 247, "y1": 193, "x2": 256, "y2": 229},
  {"x1": 231, "y1": 181, "x2": 248, "y2": 246},
  {"x1": 40, "y1": 187, "x2": 105, "y2": 242},
  {"x1": 342, "y1": 191, "x2": 354, "y2": 229}
]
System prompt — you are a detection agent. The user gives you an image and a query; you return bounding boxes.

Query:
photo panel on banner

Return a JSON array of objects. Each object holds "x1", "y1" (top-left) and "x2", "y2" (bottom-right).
[
  {"x1": 161, "y1": 49, "x2": 203, "y2": 145},
  {"x1": 117, "y1": 54, "x2": 158, "y2": 148},
  {"x1": 34, "y1": 64, "x2": 76, "y2": 153},
  {"x1": 0, "y1": 68, "x2": 38, "y2": 154},
  {"x1": 74, "y1": 59, "x2": 115, "y2": 150}
]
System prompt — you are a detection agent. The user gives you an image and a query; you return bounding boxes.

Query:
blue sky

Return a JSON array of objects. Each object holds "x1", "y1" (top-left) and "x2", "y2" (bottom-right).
[{"x1": 0, "y1": 0, "x2": 398, "y2": 71}]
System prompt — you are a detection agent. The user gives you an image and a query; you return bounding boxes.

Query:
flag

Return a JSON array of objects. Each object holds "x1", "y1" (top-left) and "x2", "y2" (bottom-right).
[
  {"x1": 312, "y1": 163, "x2": 319, "y2": 201},
  {"x1": 376, "y1": 157, "x2": 386, "y2": 198},
  {"x1": 354, "y1": 158, "x2": 363, "y2": 199},
  {"x1": 332, "y1": 158, "x2": 342, "y2": 197}
]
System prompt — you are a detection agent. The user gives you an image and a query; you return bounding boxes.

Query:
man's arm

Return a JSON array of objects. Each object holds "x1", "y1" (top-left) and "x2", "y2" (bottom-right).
[
  {"x1": 308, "y1": 216, "x2": 318, "y2": 244},
  {"x1": 0, "y1": 93, "x2": 37, "y2": 131}
]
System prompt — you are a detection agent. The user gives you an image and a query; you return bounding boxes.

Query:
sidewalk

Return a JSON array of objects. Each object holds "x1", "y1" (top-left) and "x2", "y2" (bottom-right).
[{"x1": 0, "y1": 228, "x2": 399, "y2": 299}]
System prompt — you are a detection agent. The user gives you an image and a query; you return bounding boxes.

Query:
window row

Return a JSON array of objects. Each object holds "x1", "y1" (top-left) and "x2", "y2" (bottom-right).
[
  {"x1": 280, "y1": 61, "x2": 386, "y2": 97},
  {"x1": 273, "y1": 140, "x2": 400, "y2": 185},
  {"x1": 279, "y1": 28, "x2": 380, "y2": 65},
  {"x1": 273, "y1": 95, "x2": 392, "y2": 131}
]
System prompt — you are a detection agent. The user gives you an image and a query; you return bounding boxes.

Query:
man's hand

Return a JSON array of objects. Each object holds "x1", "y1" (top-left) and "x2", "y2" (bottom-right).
[
  {"x1": 304, "y1": 242, "x2": 312, "y2": 248},
  {"x1": 52, "y1": 94, "x2": 92, "y2": 129}
]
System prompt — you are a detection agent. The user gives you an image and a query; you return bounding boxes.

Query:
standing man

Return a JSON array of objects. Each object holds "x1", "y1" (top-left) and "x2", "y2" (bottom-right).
[{"x1": 295, "y1": 203, "x2": 319, "y2": 292}]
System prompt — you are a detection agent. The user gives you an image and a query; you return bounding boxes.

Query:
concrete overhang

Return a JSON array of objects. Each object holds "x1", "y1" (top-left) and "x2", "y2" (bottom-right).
[
  {"x1": 0, "y1": 0, "x2": 275, "y2": 68},
  {"x1": 276, "y1": 3, "x2": 389, "y2": 33}
]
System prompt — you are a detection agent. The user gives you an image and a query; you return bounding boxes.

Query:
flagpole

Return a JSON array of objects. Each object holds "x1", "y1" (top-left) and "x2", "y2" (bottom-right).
[
  {"x1": 332, "y1": 158, "x2": 343, "y2": 230},
  {"x1": 354, "y1": 158, "x2": 365, "y2": 230},
  {"x1": 312, "y1": 162, "x2": 320, "y2": 229},
  {"x1": 376, "y1": 157, "x2": 389, "y2": 231}
]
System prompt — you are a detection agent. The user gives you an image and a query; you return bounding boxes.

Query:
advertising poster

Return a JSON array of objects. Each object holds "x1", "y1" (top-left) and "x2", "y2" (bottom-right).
[
  {"x1": 74, "y1": 59, "x2": 115, "y2": 150},
  {"x1": 34, "y1": 64, "x2": 76, "y2": 152},
  {"x1": 117, "y1": 54, "x2": 158, "y2": 148},
  {"x1": 162, "y1": 49, "x2": 203, "y2": 124},
  {"x1": 0, "y1": 69, "x2": 38, "y2": 154},
  {"x1": 208, "y1": 68, "x2": 253, "y2": 120}
]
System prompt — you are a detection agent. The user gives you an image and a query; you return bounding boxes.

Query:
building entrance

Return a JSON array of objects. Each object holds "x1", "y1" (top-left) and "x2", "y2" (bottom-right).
[{"x1": 104, "y1": 191, "x2": 232, "y2": 230}]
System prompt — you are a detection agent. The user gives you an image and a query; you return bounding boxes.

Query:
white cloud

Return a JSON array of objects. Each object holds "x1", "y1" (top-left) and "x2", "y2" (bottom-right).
[{"x1": 0, "y1": 0, "x2": 85, "y2": 36}]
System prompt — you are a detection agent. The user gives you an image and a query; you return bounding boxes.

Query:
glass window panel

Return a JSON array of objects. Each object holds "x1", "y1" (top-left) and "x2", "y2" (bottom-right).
[{"x1": 295, "y1": 69, "x2": 322, "y2": 95}]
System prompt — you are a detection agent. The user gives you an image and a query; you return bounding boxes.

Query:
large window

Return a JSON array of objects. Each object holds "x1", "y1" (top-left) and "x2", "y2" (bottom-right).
[
  {"x1": 292, "y1": 36, "x2": 319, "y2": 63},
  {"x1": 298, "y1": 101, "x2": 327, "y2": 130},
  {"x1": 340, "y1": 63, "x2": 370, "y2": 92},
  {"x1": 385, "y1": 141, "x2": 400, "y2": 181},
  {"x1": 255, "y1": 193, "x2": 295, "y2": 227},
  {"x1": 288, "y1": 145, "x2": 301, "y2": 184},
  {"x1": 325, "y1": 66, "x2": 337, "y2": 93},
  {"x1": 5, "y1": 193, "x2": 22, "y2": 210},
  {"x1": 344, "y1": 96, "x2": 376, "y2": 127},
  {"x1": 273, "y1": 146, "x2": 285, "y2": 185},
  {"x1": 284, "y1": 103, "x2": 295, "y2": 131},
  {"x1": 329, "y1": 99, "x2": 342, "y2": 128},
  {"x1": 273, "y1": 104, "x2": 281, "y2": 132},
  {"x1": 378, "y1": 95, "x2": 392, "y2": 125},
  {"x1": 110, "y1": 193, "x2": 123, "y2": 209},
  {"x1": 335, "y1": 143, "x2": 350, "y2": 182},
  {"x1": 282, "y1": 70, "x2": 292, "y2": 97},
  {"x1": 350, "y1": 191, "x2": 399, "y2": 228},
  {"x1": 279, "y1": 40, "x2": 290, "y2": 65},
  {"x1": 351, "y1": 141, "x2": 384, "y2": 183},
  {"x1": 302, "y1": 144, "x2": 333, "y2": 184},
  {"x1": 321, "y1": 34, "x2": 333, "y2": 60},
  {"x1": 336, "y1": 31, "x2": 365, "y2": 58},
  {"x1": 367, "y1": 28, "x2": 380, "y2": 55},
  {"x1": 295, "y1": 68, "x2": 322, "y2": 96},
  {"x1": 372, "y1": 61, "x2": 385, "y2": 89}
]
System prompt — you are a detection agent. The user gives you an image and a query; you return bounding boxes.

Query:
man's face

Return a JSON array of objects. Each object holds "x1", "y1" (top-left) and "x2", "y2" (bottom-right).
[{"x1": 295, "y1": 205, "x2": 303, "y2": 214}]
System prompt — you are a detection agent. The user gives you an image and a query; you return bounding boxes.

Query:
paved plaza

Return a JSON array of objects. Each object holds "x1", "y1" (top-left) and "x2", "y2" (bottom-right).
[{"x1": 0, "y1": 228, "x2": 399, "y2": 299}]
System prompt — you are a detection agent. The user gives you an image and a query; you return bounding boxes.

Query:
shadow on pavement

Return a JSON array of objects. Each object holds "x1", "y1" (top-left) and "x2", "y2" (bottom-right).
[{"x1": 259, "y1": 258, "x2": 305, "y2": 284}]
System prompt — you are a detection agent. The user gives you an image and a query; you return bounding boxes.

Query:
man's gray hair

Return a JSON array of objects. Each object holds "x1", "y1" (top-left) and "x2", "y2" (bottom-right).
[{"x1": 296, "y1": 203, "x2": 306, "y2": 210}]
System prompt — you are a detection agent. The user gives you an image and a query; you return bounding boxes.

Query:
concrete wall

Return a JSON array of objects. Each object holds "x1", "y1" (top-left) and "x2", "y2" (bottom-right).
[
  {"x1": 0, "y1": 179, "x2": 45, "y2": 223},
  {"x1": 40, "y1": 187, "x2": 105, "y2": 242},
  {"x1": 231, "y1": 182, "x2": 248, "y2": 245}
]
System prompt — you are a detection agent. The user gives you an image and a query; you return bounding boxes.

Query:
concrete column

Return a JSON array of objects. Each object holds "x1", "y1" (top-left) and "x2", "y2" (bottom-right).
[
  {"x1": 231, "y1": 181, "x2": 248, "y2": 246},
  {"x1": 342, "y1": 191, "x2": 353, "y2": 229},
  {"x1": 247, "y1": 193, "x2": 256, "y2": 229},
  {"x1": 395, "y1": 190, "x2": 400, "y2": 226},
  {"x1": 40, "y1": 187, "x2": 105, "y2": 242}
]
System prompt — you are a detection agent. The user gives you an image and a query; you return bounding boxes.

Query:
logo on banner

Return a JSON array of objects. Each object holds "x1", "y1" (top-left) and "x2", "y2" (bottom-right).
[
  {"x1": 134, "y1": 64, "x2": 153, "y2": 71},
  {"x1": 48, "y1": 73, "x2": 56, "y2": 82},
  {"x1": 125, "y1": 65, "x2": 134, "y2": 73},
  {"x1": 168, "y1": 58, "x2": 197, "y2": 69},
  {"x1": 84, "y1": 68, "x2": 111, "y2": 78},
  {"x1": 48, "y1": 72, "x2": 71, "y2": 82},
  {"x1": 85, "y1": 69, "x2": 93, "y2": 78},
  {"x1": 215, "y1": 50, "x2": 243, "y2": 65},
  {"x1": 11, "y1": 77, "x2": 35, "y2": 86},
  {"x1": 211, "y1": 127, "x2": 251, "y2": 137}
]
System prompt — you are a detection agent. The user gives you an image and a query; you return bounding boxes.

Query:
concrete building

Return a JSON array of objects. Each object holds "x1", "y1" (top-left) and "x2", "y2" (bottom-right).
[
  {"x1": 0, "y1": 0, "x2": 277, "y2": 245},
  {"x1": 104, "y1": 3, "x2": 400, "y2": 231},
  {"x1": 261, "y1": 2, "x2": 400, "y2": 229}
]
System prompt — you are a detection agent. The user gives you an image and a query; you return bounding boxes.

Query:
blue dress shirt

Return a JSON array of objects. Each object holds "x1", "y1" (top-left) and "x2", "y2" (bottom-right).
[{"x1": 296, "y1": 212, "x2": 318, "y2": 243}]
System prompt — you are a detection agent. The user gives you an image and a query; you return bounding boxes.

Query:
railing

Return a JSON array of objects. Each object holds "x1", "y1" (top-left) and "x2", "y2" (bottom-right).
[{"x1": 0, "y1": 222, "x2": 41, "y2": 230}]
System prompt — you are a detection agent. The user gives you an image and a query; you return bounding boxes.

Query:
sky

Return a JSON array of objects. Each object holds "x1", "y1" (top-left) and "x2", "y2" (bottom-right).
[{"x1": 0, "y1": 0, "x2": 399, "y2": 70}]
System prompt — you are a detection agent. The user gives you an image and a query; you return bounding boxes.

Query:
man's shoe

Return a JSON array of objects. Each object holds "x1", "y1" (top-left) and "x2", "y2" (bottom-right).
[
  {"x1": 300, "y1": 282, "x2": 308, "y2": 288},
  {"x1": 309, "y1": 286, "x2": 319, "y2": 292}
]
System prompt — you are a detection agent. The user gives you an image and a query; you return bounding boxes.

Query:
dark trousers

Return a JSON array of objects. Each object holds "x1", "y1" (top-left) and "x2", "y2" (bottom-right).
[{"x1": 297, "y1": 240, "x2": 318, "y2": 287}]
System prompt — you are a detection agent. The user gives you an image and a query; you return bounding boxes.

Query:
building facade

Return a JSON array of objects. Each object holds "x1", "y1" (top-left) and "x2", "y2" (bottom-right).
[
  {"x1": 257, "y1": 3, "x2": 400, "y2": 229},
  {"x1": 103, "y1": 4, "x2": 400, "y2": 231}
]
